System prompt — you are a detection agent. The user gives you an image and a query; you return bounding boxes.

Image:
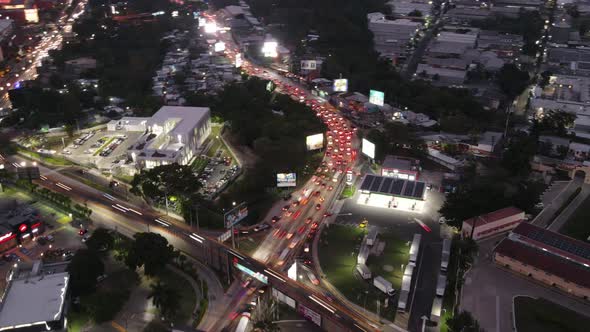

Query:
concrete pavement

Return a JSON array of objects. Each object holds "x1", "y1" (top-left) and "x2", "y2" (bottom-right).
[
  {"x1": 531, "y1": 176, "x2": 583, "y2": 228},
  {"x1": 549, "y1": 184, "x2": 590, "y2": 232}
]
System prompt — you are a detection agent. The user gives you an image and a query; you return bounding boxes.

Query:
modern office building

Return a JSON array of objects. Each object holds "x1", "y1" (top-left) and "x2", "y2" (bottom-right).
[
  {"x1": 108, "y1": 106, "x2": 211, "y2": 170},
  {"x1": 494, "y1": 223, "x2": 590, "y2": 299}
]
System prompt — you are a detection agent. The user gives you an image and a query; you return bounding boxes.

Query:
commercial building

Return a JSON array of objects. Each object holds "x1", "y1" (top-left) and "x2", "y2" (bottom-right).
[
  {"x1": 0, "y1": 261, "x2": 70, "y2": 331},
  {"x1": 367, "y1": 13, "x2": 422, "y2": 60},
  {"x1": 108, "y1": 106, "x2": 211, "y2": 170},
  {"x1": 462, "y1": 207, "x2": 525, "y2": 240},
  {"x1": 494, "y1": 223, "x2": 590, "y2": 299},
  {"x1": 531, "y1": 74, "x2": 590, "y2": 117},
  {"x1": 0, "y1": 205, "x2": 44, "y2": 253},
  {"x1": 381, "y1": 155, "x2": 420, "y2": 180},
  {"x1": 358, "y1": 174, "x2": 426, "y2": 211}
]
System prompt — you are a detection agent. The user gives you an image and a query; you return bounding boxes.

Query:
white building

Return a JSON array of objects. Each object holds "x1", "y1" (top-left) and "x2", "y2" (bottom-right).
[
  {"x1": 0, "y1": 262, "x2": 70, "y2": 332},
  {"x1": 462, "y1": 206, "x2": 525, "y2": 240},
  {"x1": 531, "y1": 75, "x2": 590, "y2": 118},
  {"x1": 109, "y1": 106, "x2": 211, "y2": 170},
  {"x1": 367, "y1": 13, "x2": 422, "y2": 59}
]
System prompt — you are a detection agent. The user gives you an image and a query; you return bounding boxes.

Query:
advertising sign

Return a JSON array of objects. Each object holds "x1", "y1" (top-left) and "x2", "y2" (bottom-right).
[
  {"x1": 287, "y1": 262, "x2": 297, "y2": 281},
  {"x1": 369, "y1": 89, "x2": 385, "y2": 106},
  {"x1": 301, "y1": 60, "x2": 317, "y2": 70},
  {"x1": 333, "y1": 78, "x2": 348, "y2": 92},
  {"x1": 235, "y1": 53, "x2": 243, "y2": 68},
  {"x1": 224, "y1": 202, "x2": 248, "y2": 228},
  {"x1": 262, "y1": 41, "x2": 278, "y2": 58},
  {"x1": 362, "y1": 138, "x2": 376, "y2": 159},
  {"x1": 234, "y1": 260, "x2": 268, "y2": 284},
  {"x1": 214, "y1": 41, "x2": 225, "y2": 52},
  {"x1": 346, "y1": 169, "x2": 353, "y2": 185},
  {"x1": 298, "y1": 304, "x2": 322, "y2": 327},
  {"x1": 306, "y1": 133, "x2": 324, "y2": 151},
  {"x1": 277, "y1": 173, "x2": 297, "y2": 187}
]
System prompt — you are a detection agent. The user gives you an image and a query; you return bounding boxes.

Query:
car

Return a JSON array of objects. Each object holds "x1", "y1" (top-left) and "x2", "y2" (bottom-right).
[
  {"x1": 311, "y1": 222, "x2": 319, "y2": 230},
  {"x1": 291, "y1": 201, "x2": 300, "y2": 208},
  {"x1": 320, "y1": 183, "x2": 326, "y2": 189},
  {"x1": 278, "y1": 230, "x2": 288, "y2": 239},
  {"x1": 318, "y1": 196, "x2": 325, "y2": 203},
  {"x1": 284, "y1": 210, "x2": 293, "y2": 217},
  {"x1": 96, "y1": 274, "x2": 107, "y2": 283},
  {"x1": 359, "y1": 219, "x2": 368, "y2": 228},
  {"x1": 79, "y1": 229, "x2": 88, "y2": 236},
  {"x1": 305, "y1": 217, "x2": 312, "y2": 224},
  {"x1": 282, "y1": 205, "x2": 290, "y2": 211},
  {"x1": 81, "y1": 234, "x2": 90, "y2": 243},
  {"x1": 292, "y1": 210, "x2": 302, "y2": 220},
  {"x1": 271, "y1": 216, "x2": 280, "y2": 223},
  {"x1": 62, "y1": 251, "x2": 74, "y2": 261},
  {"x1": 254, "y1": 223, "x2": 270, "y2": 232},
  {"x1": 314, "y1": 191, "x2": 321, "y2": 197},
  {"x1": 327, "y1": 186, "x2": 333, "y2": 191},
  {"x1": 298, "y1": 225, "x2": 307, "y2": 234},
  {"x1": 315, "y1": 204, "x2": 321, "y2": 210},
  {"x1": 286, "y1": 232, "x2": 294, "y2": 239}
]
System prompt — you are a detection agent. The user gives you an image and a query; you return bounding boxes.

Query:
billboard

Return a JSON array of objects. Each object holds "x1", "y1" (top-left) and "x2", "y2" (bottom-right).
[
  {"x1": 306, "y1": 133, "x2": 324, "y2": 151},
  {"x1": 262, "y1": 41, "x2": 278, "y2": 58},
  {"x1": 224, "y1": 202, "x2": 248, "y2": 228},
  {"x1": 298, "y1": 304, "x2": 321, "y2": 327},
  {"x1": 235, "y1": 53, "x2": 243, "y2": 68},
  {"x1": 214, "y1": 41, "x2": 225, "y2": 52},
  {"x1": 301, "y1": 60, "x2": 317, "y2": 70},
  {"x1": 369, "y1": 89, "x2": 385, "y2": 106},
  {"x1": 277, "y1": 173, "x2": 297, "y2": 187},
  {"x1": 333, "y1": 78, "x2": 348, "y2": 92},
  {"x1": 346, "y1": 169, "x2": 353, "y2": 185},
  {"x1": 362, "y1": 138, "x2": 375, "y2": 159},
  {"x1": 234, "y1": 260, "x2": 268, "y2": 284}
]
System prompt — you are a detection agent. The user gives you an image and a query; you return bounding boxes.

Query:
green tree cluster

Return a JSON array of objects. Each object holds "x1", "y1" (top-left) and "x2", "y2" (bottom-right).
[{"x1": 125, "y1": 232, "x2": 176, "y2": 276}]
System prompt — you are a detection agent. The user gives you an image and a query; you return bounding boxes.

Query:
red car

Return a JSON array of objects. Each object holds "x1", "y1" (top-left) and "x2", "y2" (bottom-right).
[
  {"x1": 298, "y1": 225, "x2": 307, "y2": 234},
  {"x1": 305, "y1": 217, "x2": 313, "y2": 224},
  {"x1": 311, "y1": 222, "x2": 319, "y2": 230}
]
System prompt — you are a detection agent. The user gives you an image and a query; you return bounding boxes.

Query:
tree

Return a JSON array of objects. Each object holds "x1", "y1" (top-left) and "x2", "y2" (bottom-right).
[
  {"x1": 497, "y1": 64, "x2": 530, "y2": 98},
  {"x1": 501, "y1": 131, "x2": 537, "y2": 176},
  {"x1": 536, "y1": 110, "x2": 576, "y2": 136},
  {"x1": 446, "y1": 310, "x2": 485, "y2": 332},
  {"x1": 125, "y1": 232, "x2": 175, "y2": 276},
  {"x1": 131, "y1": 163, "x2": 201, "y2": 202},
  {"x1": 85, "y1": 228, "x2": 115, "y2": 252},
  {"x1": 408, "y1": 9, "x2": 422, "y2": 17},
  {"x1": 147, "y1": 281, "x2": 180, "y2": 322},
  {"x1": 144, "y1": 321, "x2": 171, "y2": 332},
  {"x1": 67, "y1": 249, "x2": 105, "y2": 296}
]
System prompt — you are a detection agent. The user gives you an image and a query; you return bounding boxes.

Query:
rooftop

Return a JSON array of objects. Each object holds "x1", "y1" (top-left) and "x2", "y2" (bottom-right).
[
  {"x1": 382, "y1": 155, "x2": 416, "y2": 171},
  {"x1": 149, "y1": 106, "x2": 210, "y2": 137},
  {"x1": 463, "y1": 206, "x2": 524, "y2": 227},
  {"x1": 360, "y1": 174, "x2": 426, "y2": 200},
  {"x1": 0, "y1": 272, "x2": 69, "y2": 329}
]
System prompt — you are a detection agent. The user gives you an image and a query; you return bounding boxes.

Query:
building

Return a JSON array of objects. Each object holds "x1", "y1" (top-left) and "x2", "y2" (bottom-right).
[
  {"x1": 0, "y1": 261, "x2": 70, "y2": 331},
  {"x1": 462, "y1": 207, "x2": 525, "y2": 240},
  {"x1": 108, "y1": 106, "x2": 211, "y2": 170},
  {"x1": 358, "y1": 174, "x2": 427, "y2": 211},
  {"x1": 0, "y1": 19, "x2": 14, "y2": 62},
  {"x1": 467, "y1": 131, "x2": 503, "y2": 156},
  {"x1": 0, "y1": 205, "x2": 44, "y2": 253},
  {"x1": 531, "y1": 75, "x2": 590, "y2": 117},
  {"x1": 494, "y1": 222, "x2": 590, "y2": 299},
  {"x1": 0, "y1": 0, "x2": 38, "y2": 24},
  {"x1": 64, "y1": 57, "x2": 97, "y2": 77},
  {"x1": 477, "y1": 30, "x2": 524, "y2": 60},
  {"x1": 367, "y1": 13, "x2": 422, "y2": 60},
  {"x1": 388, "y1": 0, "x2": 432, "y2": 17},
  {"x1": 381, "y1": 155, "x2": 420, "y2": 180}
]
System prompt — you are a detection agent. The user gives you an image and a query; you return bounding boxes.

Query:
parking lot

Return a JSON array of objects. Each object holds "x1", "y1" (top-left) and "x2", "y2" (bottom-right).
[
  {"x1": 63, "y1": 130, "x2": 142, "y2": 170},
  {"x1": 196, "y1": 145, "x2": 241, "y2": 198}
]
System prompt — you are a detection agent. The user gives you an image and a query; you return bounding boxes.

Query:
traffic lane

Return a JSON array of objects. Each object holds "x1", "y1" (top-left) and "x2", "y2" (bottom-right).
[{"x1": 276, "y1": 320, "x2": 324, "y2": 332}]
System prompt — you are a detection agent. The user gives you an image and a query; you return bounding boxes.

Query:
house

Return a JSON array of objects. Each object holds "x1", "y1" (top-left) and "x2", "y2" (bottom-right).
[{"x1": 381, "y1": 155, "x2": 420, "y2": 180}]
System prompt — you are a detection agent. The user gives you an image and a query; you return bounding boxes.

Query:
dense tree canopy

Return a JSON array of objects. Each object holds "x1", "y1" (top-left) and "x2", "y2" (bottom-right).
[
  {"x1": 502, "y1": 131, "x2": 538, "y2": 177},
  {"x1": 125, "y1": 232, "x2": 175, "y2": 276},
  {"x1": 67, "y1": 249, "x2": 105, "y2": 296},
  {"x1": 131, "y1": 163, "x2": 201, "y2": 201},
  {"x1": 497, "y1": 64, "x2": 530, "y2": 98}
]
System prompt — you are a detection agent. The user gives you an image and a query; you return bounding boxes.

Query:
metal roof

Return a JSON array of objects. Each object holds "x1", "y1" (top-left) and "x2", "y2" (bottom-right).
[{"x1": 360, "y1": 174, "x2": 425, "y2": 200}]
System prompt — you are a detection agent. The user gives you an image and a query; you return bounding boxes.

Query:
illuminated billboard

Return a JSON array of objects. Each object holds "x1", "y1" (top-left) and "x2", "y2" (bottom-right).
[
  {"x1": 233, "y1": 260, "x2": 268, "y2": 284},
  {"x1": 224, "y1": 202, "x2": 248, "y2": 228},
  {"x1": 369, "y1": 89, "x2": 385, "y2": 106},
  {"x1": 235, "y1": 53, "x2": 243, "y2": 68},
  {"x1": 362, "y1": 138, "x2": 376, "y2": 159},
  {"x1": 262, "y1": 41, "x2": 278, "y2": 58},
  {"x1": 333, "y1": 79, "x2": 348, "y2": 92},
  {"x1": 214, "y1": 41, "x2": 225, "y2": 52},
  {"x1": 277, "y1": 173, "x2": 297, "y2": 187},
  {"x1": 306, "y1": 133, "x2": 324, "y2": 151},
  {"x1": 204, "y1": 21, "x2": 218, "y2": 34},
  {"x1": 301, "y1": 60, "x2": 317, "y2": 70}
]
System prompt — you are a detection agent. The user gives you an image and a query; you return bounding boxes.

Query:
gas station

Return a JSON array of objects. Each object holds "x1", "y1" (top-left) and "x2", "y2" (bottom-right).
[{"x1": 357, "y1": 174, "x2": 427, "y2": 212}]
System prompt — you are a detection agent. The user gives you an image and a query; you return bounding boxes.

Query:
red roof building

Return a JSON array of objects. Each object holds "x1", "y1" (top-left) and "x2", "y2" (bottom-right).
[
  {"x1": 462, "y1": 206, "x2": 524, "y2": 240},
  {"x1": 494, "y1": 223, "x2": 590, "y2": 299}
]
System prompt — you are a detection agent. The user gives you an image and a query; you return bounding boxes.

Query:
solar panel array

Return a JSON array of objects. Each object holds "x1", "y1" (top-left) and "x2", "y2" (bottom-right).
[
  {"x1": 360, "y1": 174, "x2": 425, "y2": 200},
  {"x1": 527, "y1": 228, "x2": 590, "y2": 261}
]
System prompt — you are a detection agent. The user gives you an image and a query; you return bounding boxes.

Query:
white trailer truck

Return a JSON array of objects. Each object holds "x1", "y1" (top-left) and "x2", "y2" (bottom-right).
[{"x1": 373, "y1": 276, "x2": 396, "y2": 296}]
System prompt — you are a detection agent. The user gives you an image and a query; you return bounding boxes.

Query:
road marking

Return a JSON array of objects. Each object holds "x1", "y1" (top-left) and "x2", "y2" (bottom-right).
[
  {"x1": 55, "y1": 182, "x2": 72, "y2": 191},
  {"x1": 111, "y1": 204, "x2": 127, "y2": 213},
  {"x1": 189, "y1": 233, "x2": 204, "y2": 243},
  {"x1": 127, "y1": 208, "x2": 143, "y2": 216},
  {"x1": 39, "y1": 175, "x2": 47, "y2": 181},
  {"x1": 154, "y1": 218, "x2": 171, "y2": 227},
  {"x1": 103, "y1": 193, "x2": 115, "y2": 201},
  {"x1": 309, "y1": 295, "x2": 336, "y2": 313}
]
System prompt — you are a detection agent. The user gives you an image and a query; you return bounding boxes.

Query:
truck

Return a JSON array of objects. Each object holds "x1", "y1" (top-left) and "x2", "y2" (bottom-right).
[
  {"x1": 366, "y1": 227, "x2": 379, "y2": 246},
  {"x1": 235, "y1": 312, "x2": 251, "y2": 332},
  {"x1": 373, "y1": 276, "x2": 396, "y2": 296},
  {"x1": 357, "y1": 244, "x2": 370, "y2": 265},
  {"x1": 409, "y1": 234, "x2": 422, "y2": 265},
  {"x1": 436, "y1": 274, "x2": 447, "y2": 296},
  {"x1": 397, "y1": 289, "x2": 409, "y2": 311},
  {"x1": 356, "y1": 264, "x2": 372, "y2": 279},
  {"x1": 277, "y1": 248, "x2": 290, "y2": 266},
  {"x1": 441, "y1": 238, "x2": 451, "y2": 272},
  {"x1": 430, "y1": 297, "x2": 442, "y2": 324}
]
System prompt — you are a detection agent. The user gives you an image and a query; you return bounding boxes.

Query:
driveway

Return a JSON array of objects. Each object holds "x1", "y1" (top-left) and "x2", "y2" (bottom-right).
[{"x1": 461, "y1": 236, "x2": 590, "y2": 332}]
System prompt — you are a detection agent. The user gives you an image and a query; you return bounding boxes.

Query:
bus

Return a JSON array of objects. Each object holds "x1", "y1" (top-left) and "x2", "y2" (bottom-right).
[{"x1": 235, "y1": 312, "x2": 251, "y2": 332}]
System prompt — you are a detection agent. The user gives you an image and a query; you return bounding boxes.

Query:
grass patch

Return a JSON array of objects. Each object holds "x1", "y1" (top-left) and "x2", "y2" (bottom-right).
[
  {"x1": 319, "y1": 224, "x2": 400, "y2": 320},
  {"x1": 514, "y1": 297, "x2": 590, "y2": 332},
  {"x1": 366, "y1": 233, "x2": 409, "y2": 290},
  {"x1": 92, "y1": 136, "x2": 116, "y2": 156},
  {"x1": 341, "y1": 185, "x2": 356, "y2": 199},
  {"x1": 67, "y1": 310, "x2": 90, "y2": 332},
  {"x1": 191, "y1": 156, "x2": 209, "y2": 174},
  {"x1": 155, "y1": 268, "x2": 198, "y2": 325},
  {"x1": 17, "y1": 146, "x2": 73, "y2": 166},
  {"x1": 561, "y1": 193, "x2": 590, "y2": 241},
  {"x1": 0, "y1": 186, "x2": 72, "y2": 224}
]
